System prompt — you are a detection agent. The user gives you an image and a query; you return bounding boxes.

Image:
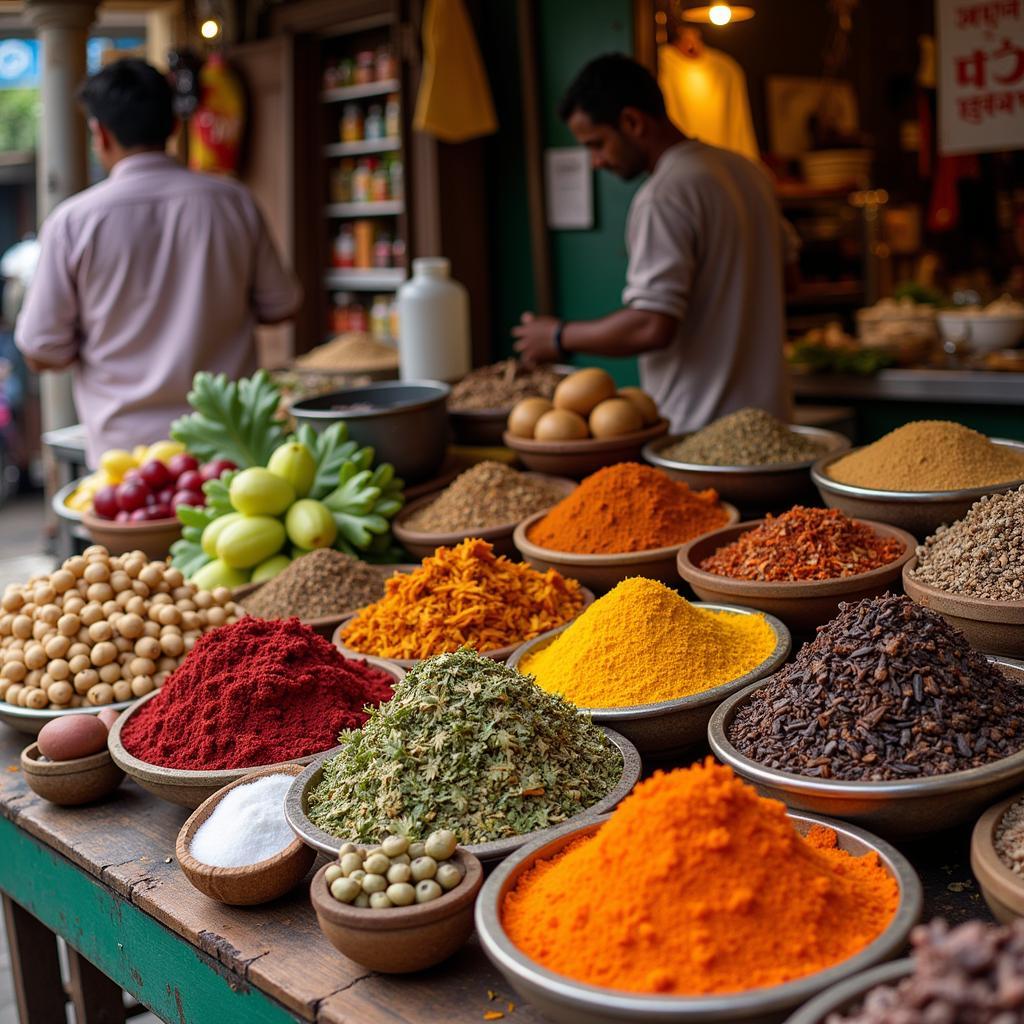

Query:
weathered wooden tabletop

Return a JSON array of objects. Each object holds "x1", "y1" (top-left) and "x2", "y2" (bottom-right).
[{"x1": 0, "y1": 725, "x2": 994, "y2": 1024}]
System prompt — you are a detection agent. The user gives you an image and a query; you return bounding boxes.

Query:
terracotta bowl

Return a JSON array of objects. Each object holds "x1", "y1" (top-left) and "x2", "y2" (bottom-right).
[
  {"x1": 512, "y1": 505, "x2": 739, "y2": 593},
  {"x1": 175, "y1": 764, "x2": 316, "y2": 906},
  {"x1": 903, "y1": 557, "x2": 1024, "y2": 658},
  {"x1": 782, "y1": 960, "x2": 912, "y2": 1024},
  {"x1": 677, "y1": 519, "x2": 917, "y2": 634},
  {"x1": 310, "y1": 849, "x2": 483, "y2": 973},
  {"x1": 708, "y1": 658, "x2": 1024, "y2": 840},
  {"x1": 508, "y1": 605, "x2": 791, "y2": 757},
  {"x1": 231, "y1": 565, "x2": 417, "y2": 641},
  {"x1": 81, "y1": 509, "x2": 182, "y2": 560},
  {"x1": 20, "y1": 741, "x2": 124, "y2": 806},
  {"x1": 107, "y1": 657, "x2": 405, "y2": 809},
  {"x1": 391, "y1": 474, "x2": 577, "y2": 561},
  {"x1": 332, "y1": 586, "x2": 596, "y2": 670},
  {"x1": 502, "y1": 419, "x2": 670, "y2": 480},
  {"x1": 643, "y1": 426, "x2": 850, "y2": 511},
  {"x1": 475, "y1": 811, "x2": 921, "y2": 1024},
  {"x1": 285, "y1": 728, "x2": 641, "y2": 868},
  {"x1": 810, "y1": 440, "x2": 1024, "y2": 537},
  {"x1": 970, "y1": 790, "x2": 1024, "y2": 924}
]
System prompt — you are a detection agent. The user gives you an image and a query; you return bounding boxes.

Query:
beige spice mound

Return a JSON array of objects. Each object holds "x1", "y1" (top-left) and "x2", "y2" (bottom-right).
[
  {"x1": 996, "y1": 797, "x2": 1024, "y2": 874},
  {"x1": 827, "y1": 420, "x2": 1024, "y2": 492},
  {"x1": 294, "y1": 332, "x2": 399, "y2": 372}
]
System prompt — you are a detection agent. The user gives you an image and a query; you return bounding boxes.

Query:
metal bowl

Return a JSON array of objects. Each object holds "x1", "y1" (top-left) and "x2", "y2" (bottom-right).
[
  {"x1": 782, "y1": 960, "x2": 912, "y2": 1024},
  {"x1": 289, "y1": 380, "x2": 451, "y2": 483},
  {"x1": 52, "y1": 477, "x2": 84, "y2": 523},
  {"x1": 476, "y1": 811, "x2": 921, "y2": 1024},
  {"x1": 643, "y1": 426, "x2": 850, "y2": 511},
  {"x1": 284, "y1": 727, "x2": 641, "y2": 868},
  {"x1": 708, "y1": 658, "x2": 1024, "y2": 840},
  {"x1": 507, "y1": 604, "x2": 791, "y2": 757},
  {"x1": 811, "y1": 440, "x2": 1024, "y2": 536}
]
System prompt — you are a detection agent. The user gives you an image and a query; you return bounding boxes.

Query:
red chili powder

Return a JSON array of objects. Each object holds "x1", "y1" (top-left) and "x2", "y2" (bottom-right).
[{"x1": 121, "y1": 617, "x2": 394, "y2": 770}]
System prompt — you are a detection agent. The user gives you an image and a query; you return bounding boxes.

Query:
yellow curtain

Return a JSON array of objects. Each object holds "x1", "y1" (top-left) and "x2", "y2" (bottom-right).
[{"x1": 413, "y1": 0, "x2": 498, "y2": 143}]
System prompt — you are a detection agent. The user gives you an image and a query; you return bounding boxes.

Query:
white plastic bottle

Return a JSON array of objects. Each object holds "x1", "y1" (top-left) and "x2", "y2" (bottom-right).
[{"x1": 396, "y1": 257, "x2": 470, "y2": 382}]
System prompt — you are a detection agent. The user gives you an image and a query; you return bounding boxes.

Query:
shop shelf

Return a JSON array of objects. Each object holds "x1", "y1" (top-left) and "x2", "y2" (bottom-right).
[
  {"x1": 321, "y1": 79, "x2": 400, "y2": 103},
  {"x1": 324, "y1": 138, "x2": 401, "y2": 157},
  {"x1": 325, "y1": 201, "x2": 404, "y2": 217},
  {"x1": 323, "y1": 268, "x2": 406, "y2": 290}
]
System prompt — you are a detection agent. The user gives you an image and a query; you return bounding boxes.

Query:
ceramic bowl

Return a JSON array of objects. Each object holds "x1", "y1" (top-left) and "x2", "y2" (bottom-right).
[
  {"x1": 81, "y1": 509, "x2": 182, "y2": 560},
  {"x1": 782, "y1": 960, "x2": 912, "y2": 1024},
  {"x1": 810, "y1": 441, "x2": 1024, "y2": 536},
  {"x1": 107, "y1": 657, "x2": 405, "y2": 809},
  {"x1": 332, "y1": 586, "x2": 595, "y2": 670},
  {"x1": 512, "y1": 505, "x2": 739, "y2": 593},
  {"x1": 507, "y1": 605, "x2": 791, "y2": 757},
  {"x1": 175, "y1": 764, "x2": 316, "y2": 906},
  {"x1": 284, "y1": 727, "x2": 641, "y2": 868},
  {"x1": 310, "y1": 849, "x2": 483, "y2": 972},
  {"x1": 708, "y1": 658, "x2": 1024, "y2": 840},
  {"x1": 677, "y1": 520, "x2": 917, "y2": 634},
  {"x1": 643, "y1": 426, "x2": 850, "y2": 511},
  {"x1": 231, "y1": 565, "x2": 417, "y2": 641},
  {"x1": 937, "y1": 310, "x2": 1024, "y2": 354},
  {"x1": 20, "y1": 741, "x2": 124, "y2": 806},
  {"x1": 903, "y1": 557, "x2": 1024, "y2": 658},
  {"x1": 475, "y1": 811, "x2": 921, "y2": 1024},
  {"x1": 391, "y1": 474, "x2": 577, "y2": 561},
  {"x1": 970, "y1": 790, "x2": 1024, "y2": 924},
  {"x1": 502, "y1": 420, "x2": 670, "y2": 480},
  {"x1": 0, "y1": 699, "x2": 135, "y2": 737}
]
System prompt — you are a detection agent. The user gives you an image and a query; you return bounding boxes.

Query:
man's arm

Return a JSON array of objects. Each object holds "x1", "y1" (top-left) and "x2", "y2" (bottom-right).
[
  {"x1": 251, "y1": 204, "x2": 303, "y2": 325},
  {"x1": 513, "y1": 308, "x2": 677, "y2": 364}
]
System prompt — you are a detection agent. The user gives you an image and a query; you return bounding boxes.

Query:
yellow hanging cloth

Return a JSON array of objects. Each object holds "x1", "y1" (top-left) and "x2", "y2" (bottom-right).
[{"x1": 413, "y1": 0, "x2": 498, "y2": 143}]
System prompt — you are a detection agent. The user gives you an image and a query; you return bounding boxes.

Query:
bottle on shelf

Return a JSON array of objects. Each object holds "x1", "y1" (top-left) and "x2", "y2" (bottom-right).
[
  {"x1": 354, "y1": 51, "x2": 375, "y2": 85},
  {"x1": 391, "y1": 235, "x2": 407, "y2": 269},
  {"x1": 371, "y1": 161, "x2": 390, "y2": 202},
  {"x1": 348, "y1": 299, "x2": 369, "y2": 333},
  {"x1": 364, "y1": 104, "x2": 384, "y2": 140},
  {"x1": 336, "y1": 57, "x2": 354, "y2": 87},
  {"x1": 373, "y1": 231, "x2": 392, "y2": 269},
  {"x1": 370, "y1": 294, "x2": 392, "y2": 341},
  {"x1": 352, "y1": 159, "x2": 373, "y2": 203},
  {"x1": 385, "y1": 94, "x2": 401, "y2": 138},
  {"x1": 376, "y1": 46, "x2": 397, "y2": 81},
  {"x1": 332, "y1": 225, "x2": 355, "y2": 268},
  {"x1": 388, "y1": 158, "x2": 404, "y2": 201},
  {"x1": 330, "y1": 159, "x2": 355, "y2": 203},
  {"x1": 332, "y1": 291, "x2": 355, "y2": 332},
  {"x1": 340, "y1": 103, "x2": 363, "y2": 143},
  {"x1": 397, "y1": 258, "x2": 471, "y2": 382},
  {"x1": 353, "y1": 219, "x2": 374, "y2": 269},
  {"x1": 388, "y1": 298, "x2": 400, "y2": 342}
]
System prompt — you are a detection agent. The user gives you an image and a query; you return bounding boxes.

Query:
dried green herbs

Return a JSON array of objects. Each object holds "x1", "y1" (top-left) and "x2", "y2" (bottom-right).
[{"x1": 306, "y1": 648, "x2": 622, "y2": 844}]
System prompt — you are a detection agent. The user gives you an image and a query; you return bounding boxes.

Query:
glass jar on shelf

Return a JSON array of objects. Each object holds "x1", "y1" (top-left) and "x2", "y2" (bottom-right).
[
  {"x1": 364, "y1": 104, "x2": 384, "y2": 140},
  {"x1": 385, "y1": 94, "x2": 401, "y2": 138},
  {"x1": 351, "y1": 159, "x2": 373, "y2": 203},
  {"x1": 340, "y1": 103, "x2": 363, "y2": 143},
  {"x1": 332, "y1": 226, "x2": 356, "y2": 269},
  {"x1": 388, "y1": 157, "x2": 403, "y2": 200},
  {"x1": 391, "y1": 236, "x2": 407, "y2": 269},
  {"x1": 373, "y1": 232, "x2": 392, "y2": 268},
  {"x1": 348, "y1": 299, "x2": 369, "y2": 333},
  {"x1": 371, "y1": 162, "x2": 390, "y2": 202},
  {"x1": 336, "y1": 57, "x2": 354, "y2": 87},
  {"x1": 353, "y1": 219, "x2": 375, "y2": 269},
  {"x1": 376, "y1": 45, "x2": 397, "y2": 81},
  {"x1": 330, "y1": 159, "x2": 355, "y2": 203},
  {"x1": 370, "y1": 294, "x2": 392, "y2": 341},
  {"x1": 388, "y1": 298, "x2": 400, "y2": 342},
  {"x1": 354, "y1": 51, "x2": 375, "y2": 84},
  {"x1": 332, "y1": 292, "x2": 355, "y2": 332}
]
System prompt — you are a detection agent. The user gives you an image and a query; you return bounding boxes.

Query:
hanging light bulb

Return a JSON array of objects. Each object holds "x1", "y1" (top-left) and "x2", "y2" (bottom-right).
[
  {"x1": 200, "y1": 18, "x2": 221, "y2": 39},
  {"x1": 681, "y1": 3, "x2": 755, "y2": 25}
]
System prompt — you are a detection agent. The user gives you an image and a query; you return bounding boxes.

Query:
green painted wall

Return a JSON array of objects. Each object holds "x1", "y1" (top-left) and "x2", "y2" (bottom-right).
[{"x1": 481, "y1": 0, "x2": 640, "y2": 386}]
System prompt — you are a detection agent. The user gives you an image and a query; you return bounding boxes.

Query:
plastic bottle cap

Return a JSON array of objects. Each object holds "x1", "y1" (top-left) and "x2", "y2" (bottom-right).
[{"x1": 412, "y1": 257, "x2": 450, "y2": 279}]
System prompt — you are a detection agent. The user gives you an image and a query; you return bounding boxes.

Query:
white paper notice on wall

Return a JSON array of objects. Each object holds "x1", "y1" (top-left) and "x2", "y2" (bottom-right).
[
  {"x1": 936, "y1": 0, "x2": 1024, "y2": 154},
  {"x1": 544, "y1": 147, "x2": 593, "y2": 230}
]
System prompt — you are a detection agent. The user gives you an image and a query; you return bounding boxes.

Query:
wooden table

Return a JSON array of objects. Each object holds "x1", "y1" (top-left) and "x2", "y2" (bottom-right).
[{"x1": 0, "y1": 725, "x2": 996, "y2": 1024}]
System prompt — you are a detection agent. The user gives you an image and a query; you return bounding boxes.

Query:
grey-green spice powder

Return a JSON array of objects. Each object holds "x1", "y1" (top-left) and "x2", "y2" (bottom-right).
[{"x1": 306, "y1": 648, "x2": 623, "y2": 844}]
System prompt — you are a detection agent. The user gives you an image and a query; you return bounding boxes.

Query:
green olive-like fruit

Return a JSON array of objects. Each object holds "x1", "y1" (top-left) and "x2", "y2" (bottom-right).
[
  {"x1": 330, "y1": 877, "x2": 361, "y2": 904},
  {"x1": 387, "y1": 863, "x2": 411, "y2": 884},
  {"x1": 354, "y1": 892, "x2": 370, "y2": 908},
  {"x1": 363, "y1": 853, "x2": 391, "y2": 876},
  {"x1": 339, "y1": 852, "x2": 363, "y2": 876},
  {"x1": 325, "y1": 865, "x2": 344, "y2": 885},
  {"x1": 425, "y1": 830, "x2": 457, "y2": 861},
  {"x1": 415, "y1": 879, "x2": 443, "y2": 904},
  {"x1": 386, "y1": 882, "x2": 416, "y2": 907},
  {"x1": 382, "y1": 835, "x2": 409, "y2": 858},
  {"x1": 436, "y1": 863, "x2": 462, "y2": 892},
  {"x1": 408, "y1": 841, "x2": 427, "y2": 860},
  {"x1": 361, "y1": 873, "x2": 387, "y2": 895},
  {"x1": 411, "y1": 856, "x2": 437, "y2": 881},
  {"x1": 369, "y1": 892, "x2": 393, "y2": 910}
]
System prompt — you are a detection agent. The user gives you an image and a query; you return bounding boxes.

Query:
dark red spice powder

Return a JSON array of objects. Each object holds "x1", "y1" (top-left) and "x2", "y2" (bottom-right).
[{"x1": 121, "y1": 617, "x2": 394, "y2": 770}]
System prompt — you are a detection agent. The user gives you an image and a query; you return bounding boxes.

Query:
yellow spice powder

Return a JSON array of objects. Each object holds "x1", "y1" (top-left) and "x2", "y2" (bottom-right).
[{"x1": 520, "y1": 577, "x2": 777, "y2": 708}]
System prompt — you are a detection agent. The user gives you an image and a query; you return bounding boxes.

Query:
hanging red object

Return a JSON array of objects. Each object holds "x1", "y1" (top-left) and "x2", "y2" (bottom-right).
[{"x1": 188, "y1": 54, "x2": 246, "y2": 175}]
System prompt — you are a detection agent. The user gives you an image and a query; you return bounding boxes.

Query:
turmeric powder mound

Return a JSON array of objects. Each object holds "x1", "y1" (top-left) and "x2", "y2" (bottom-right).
[
  {"x1": 340, "y1": 538, "x2": 584, "y2": 660},
  {"x1": 502, "y1": 760, "x2": 899, "y2": 996},
  {"x1": 527, "y1": 462, "x2": 730, "y2": 554},
  {"x1": 520, "y1": 578, "x2": 777, "y2": 707}
]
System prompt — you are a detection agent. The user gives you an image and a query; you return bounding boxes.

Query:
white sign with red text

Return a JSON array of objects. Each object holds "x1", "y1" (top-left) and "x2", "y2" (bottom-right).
[{"x1": 937, "y1": 0, "x2": 1024, "y2": 153}]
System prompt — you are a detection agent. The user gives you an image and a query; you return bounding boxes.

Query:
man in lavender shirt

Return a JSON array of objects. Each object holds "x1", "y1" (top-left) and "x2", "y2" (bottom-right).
[{"x1": 16, "y1": 60, "x2": 301, "y2": 466}]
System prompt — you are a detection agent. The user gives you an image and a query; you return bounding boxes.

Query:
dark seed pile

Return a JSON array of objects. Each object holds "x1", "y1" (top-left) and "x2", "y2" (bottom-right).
[
  {"x1": 827, "y1": 919, "x2": 1024, "y2": 1024},
  {"x1": 727, "y1": 594, "x2": 1024, "y2": 781}
]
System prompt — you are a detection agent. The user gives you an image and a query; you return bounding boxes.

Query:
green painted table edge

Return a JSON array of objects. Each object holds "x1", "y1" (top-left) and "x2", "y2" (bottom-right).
[{"x1": 0, "y1": 815, "x2": 301, "y2": 1024}]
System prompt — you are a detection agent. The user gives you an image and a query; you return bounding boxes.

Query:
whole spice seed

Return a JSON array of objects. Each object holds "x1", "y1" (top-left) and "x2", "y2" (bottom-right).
[
  {"x1": 405, "y1": 462, "x2": 566, "y2": 532},
  {"x1": 909, "y1": 484, "x2": 1024, "y2": 600},
  {"x1": 528, "y1": 463, "x2": 729, "y2": 554},
  {"x1": 827, "y1": 420, "x2": 1024, "y2": 491},
  {"x1": 307, "y1": 648, "x2": 623, "y2": 844},
  {"x1": 241, "y1": 549, "x2": 391, "y2": 620},
  {"x1": 727, "y1": 594, "x2": 1024, "y2": 781},
  {"x1": 825, "y1": 919, "x2": 1024, "y2": 1024},
  {"x1": 699, "y1": 507, "x2": 905, "y2": 582},
  {"x1": 449, "y1": 359, "x2": 562, "y2": 411},
  {"x1": 995, "y1": 797, "x2": 1024, "y2": 875},
  {"x1": 503, "y1": 760, "x2": 898, "y2": 996},
  {"x1": 661, "y1": 407, "x2": 827, "y2": 466},
  {"x1": 521, "y1": 578, "x2": 777, "y2": 708}
]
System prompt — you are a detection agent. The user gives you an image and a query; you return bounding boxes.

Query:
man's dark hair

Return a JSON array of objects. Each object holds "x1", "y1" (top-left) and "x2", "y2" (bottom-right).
[
  {"x1": 77, "y1": 59, "x2": 174, "y2": 148},
  {"x1": 558, "y1": 53, "x2": 666, "y2": 125}
]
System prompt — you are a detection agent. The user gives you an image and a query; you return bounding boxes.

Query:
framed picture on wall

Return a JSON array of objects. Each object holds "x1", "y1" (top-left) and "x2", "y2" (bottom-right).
[{"x1": 766, "y1": 75, "x2": 859, "y2": 157}]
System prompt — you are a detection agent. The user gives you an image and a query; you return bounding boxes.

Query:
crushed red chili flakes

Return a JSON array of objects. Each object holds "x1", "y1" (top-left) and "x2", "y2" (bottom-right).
[{"x1": 699, "y1": 506, "x2": 905, "y2": 582}]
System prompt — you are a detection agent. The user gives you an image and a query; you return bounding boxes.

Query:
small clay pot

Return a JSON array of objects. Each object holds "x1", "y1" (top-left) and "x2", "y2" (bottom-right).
[{"x1": 20, "y1": 741, "x2": 124, "y2": 806}]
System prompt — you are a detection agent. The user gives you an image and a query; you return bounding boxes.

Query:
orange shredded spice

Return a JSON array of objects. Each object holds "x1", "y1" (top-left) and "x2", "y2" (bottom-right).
[
  {"x1": 502, "y1": 760, "x2": 899, "y2": 996},
  {"x1": 340, "y1": 538, "x2": 584, "y2": 660}
]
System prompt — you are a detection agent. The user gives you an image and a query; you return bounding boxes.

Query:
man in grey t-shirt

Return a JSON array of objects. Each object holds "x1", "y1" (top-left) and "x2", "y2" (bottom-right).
[{"x1": 513, "y1": 54, "x2": 791, "y2": 432}]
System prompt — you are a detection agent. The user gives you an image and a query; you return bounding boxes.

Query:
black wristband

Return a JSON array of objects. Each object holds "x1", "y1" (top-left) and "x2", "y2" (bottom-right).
[{"x1": 554, "y1": 321, "x2": 568, "y2": 360}]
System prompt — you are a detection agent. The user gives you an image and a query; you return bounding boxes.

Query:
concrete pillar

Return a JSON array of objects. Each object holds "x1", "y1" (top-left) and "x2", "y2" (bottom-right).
[{"x1": 26, "y1": 0, "x2": 97, "y2": 438}]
